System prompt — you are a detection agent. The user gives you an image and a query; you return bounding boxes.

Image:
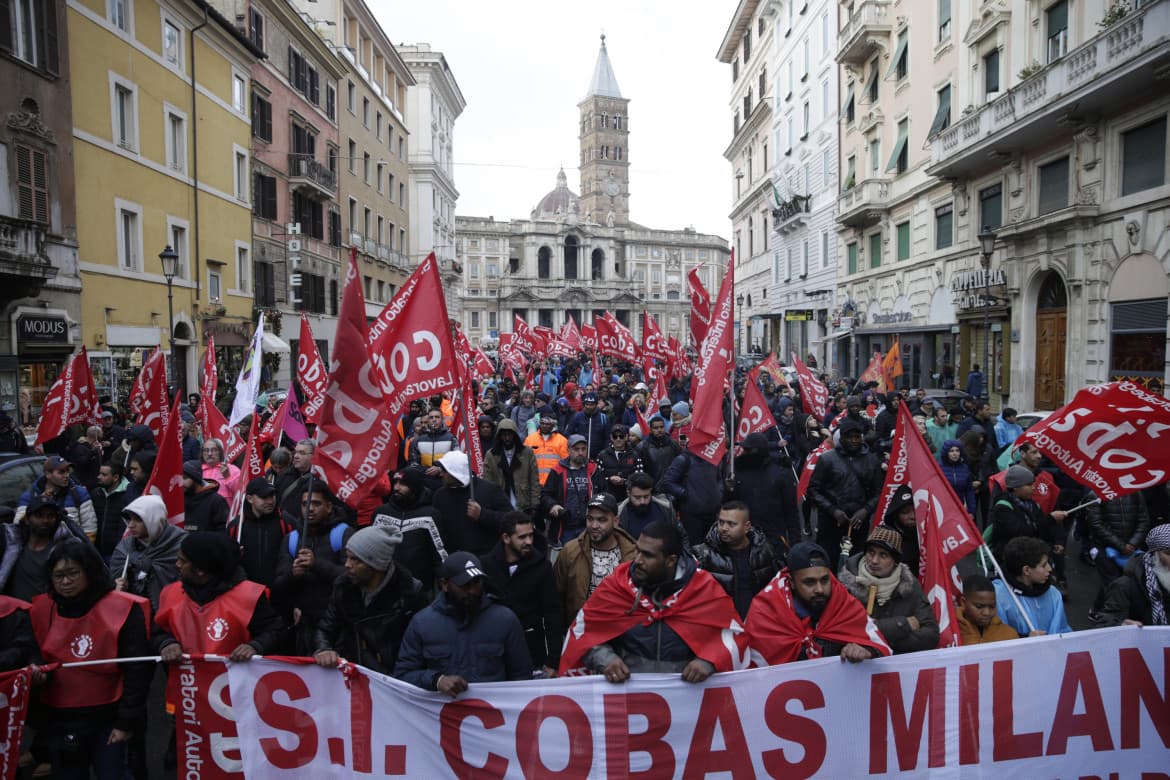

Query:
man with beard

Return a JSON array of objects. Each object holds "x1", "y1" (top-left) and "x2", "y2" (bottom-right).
[
  {"x1": 1098, "y1": 523, "x2": 1170, "y2": 627},
  {"x1": 274, "y1": 484, "x2": 353, "y2": 654},
  {"x1": 560, "y1": 519, "x2": 749, "y2": 681},
  {"x1": 0, "y1": 495, "x2": 89, "y2": 600},
  {"x1": 410, "y1": 408, "x2": 459, "y2": 493},
  {"x1": 394, "y1": 551, "x2": 531, "y2": 696},
  {"x1": 618, "y1": 472, "x2": 675, "y2": 539},
  {"x1": 481, "y1": 512, "x2": 563, "y2": 676},
  {"x1": 313, "y1": 526, "x2": 425, "y2": 675},
  {"x1": 92, "y1": 461, "x2": 132, "y2": 560},
  {"x1": 807, "y1": 419, "x2": 883, "y2": 570},
  {"x1": 694, "y1": 502, "x2": 780, "y2": 619},
  {"x1": 542, "y1": 435, "x2": 599, "y2": 545},
  {"x1": 228, "y1": 478, "x2": 293, "y2": 588},
  {"x1": 554, "y1": 493, "x2": 637, "y2": 626},
  {"x1": 565, "y1": 392, "x2": 611, "y2": 460},
  {"x1": 182, "y1": 460, "x2": 228, "y2": 534},
  {"x1": 125, "y1": 451, "x2": 154, "y2": 502},
  {"x1": 15, "y1": 455, "x2": 99, "y2": 539},
  {"x1": 482, "y1": 419, "x2": 541, "y2": 516},
  {"x1": 596, "y1": 424, "x2": 640, "y2": 502},
  {"x1": 724, "y1": 432, "x2": 796, "y2": 550},
  {"x1": 371, "y1": 467, "x2": 446, "y2": 594},
  {"x1": 524, "y1": 414, "x2": 569, "y2": 486},
  {"x1": 636, "y1": 415, "x2": 681, "y2": 485},
  {"x1": 746, "y1": 541, "x2": 891, "y2": 664}
]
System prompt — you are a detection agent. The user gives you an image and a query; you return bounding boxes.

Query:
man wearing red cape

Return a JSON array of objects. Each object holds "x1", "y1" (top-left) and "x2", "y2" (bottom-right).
[
  {"x1": 559, "y1": 520, "x2": 749, "y2": 681},
  {"x1": 747, "y1": 541, "x2": 891, "y2": 664}
]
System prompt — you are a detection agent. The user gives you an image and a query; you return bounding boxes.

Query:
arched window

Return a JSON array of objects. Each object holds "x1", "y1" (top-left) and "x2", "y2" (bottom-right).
[
  {"x1": 538, "y1": 246, "x2": 551, "y2": 279},
  {"x1": 600, "y1": 112, "x2": 608, "y2": 128},
  {"x1": 564, "y1": 236, "x2": 579, "y2": 279},
  {"x1": 667, "y1": 290, "x2": 680, "y2": 301},
  {"x1": 614, "y1": 115, "x2": 622, "y2": 130},
  {"x1": 1038, "y1": 272, "x2": 1067, "y2": 309},
  {"x1": 614, "y1": 146, "x2": 622, "y2": 161},
  {"x1": 748, "y1": 216, "x2": 755, "y2": 257},
  {"x1": 600, "y1": 145, "x2": 608, "y2": 160},
  {"x1": 591, "y1": 248, "x2": 605, "y2": 281}
]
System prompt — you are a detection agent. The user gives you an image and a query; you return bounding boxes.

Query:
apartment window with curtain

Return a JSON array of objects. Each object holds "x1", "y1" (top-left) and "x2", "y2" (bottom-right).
[
  {"x1": 984, "y1": 49, "x2": 1001, "y2": 99},
  {"x1": 1038, "y1": 156, "x2": 1070, "y2": 214},
  {"x1": 1047, "y1": 0, "x2": 1069, "y2": 62},
  {"x1": 896, "y1": 221, "x2": 910, "y2": 261},
  {"x1": 935, "y1": 204, "x2": 954, "y2": 249}
]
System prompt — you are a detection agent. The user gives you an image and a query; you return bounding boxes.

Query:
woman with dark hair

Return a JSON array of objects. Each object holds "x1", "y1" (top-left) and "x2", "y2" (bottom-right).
[{"x1": 29, "y1": 540, "x2": 153, "y2": 779}]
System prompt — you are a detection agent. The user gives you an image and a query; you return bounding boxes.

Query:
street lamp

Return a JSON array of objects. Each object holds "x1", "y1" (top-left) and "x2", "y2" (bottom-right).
[
  {"x1": 736, "y1": 292, "x2": 745, "y2": 355},
  {"x1": 977, "y1": 226, "x2": 997, "y2": 401},
  {"x1": 159, "y1": 245, "x2": 179, "y2": 358}
]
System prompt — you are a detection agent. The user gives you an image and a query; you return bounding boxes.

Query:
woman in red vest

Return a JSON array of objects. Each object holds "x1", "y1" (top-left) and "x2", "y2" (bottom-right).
[{"x1": 29, "y1": 540, "x2": 152, "y2": 779}]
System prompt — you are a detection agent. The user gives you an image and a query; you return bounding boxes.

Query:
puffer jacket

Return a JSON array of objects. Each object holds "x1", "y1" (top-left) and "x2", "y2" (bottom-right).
[
  {"x1": 15, "y1": 476, "x2": 99, "y2": 536},
  {"x1": 314, "y1": 565, "x2": 426, "y2": 675},
  {"x1": 693, "y1": 526, "x2": 780, "y2": 611},
  {"x1": 839, "y1": 553, "x2": 939, "y2": 654},
  {"x1": 636, "y1": 433, "x2": 681, "y2": 484},
  {"x1": 807, "y1": 442, "x2": 884, "y2": 519},
  {"x1": 938, "y1": 441, "x2": 977, "y2": 515},
  {"x1": 1085, "y1": 493, "x2": 1151, "y2": 552},
  {"x1": 273, "y1": 517, "x2": 354, "y2": 653},
  {"x1": 482, "y1": 419, "x2": 541, "y2": 514},
  {"x1": 0, "y1": 516, "x2": 89, "y2": 598}
]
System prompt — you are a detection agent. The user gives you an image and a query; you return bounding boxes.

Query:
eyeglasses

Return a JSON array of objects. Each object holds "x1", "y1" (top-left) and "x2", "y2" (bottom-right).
[
  {"x1": 612, "y1": 433, "x2": 627, "y2": 439},
  {"x1": 51, "y1": 569, "x2": 84, "y2": 583}
]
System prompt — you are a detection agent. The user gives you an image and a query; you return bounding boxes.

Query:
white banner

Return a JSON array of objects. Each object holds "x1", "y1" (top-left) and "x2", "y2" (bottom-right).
[{"x1": 227, "y1": 627, "x2": 1170, "y2": 778}]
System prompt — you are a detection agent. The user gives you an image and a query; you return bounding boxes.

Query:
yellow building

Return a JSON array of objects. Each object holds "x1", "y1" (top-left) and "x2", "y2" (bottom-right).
[{"x1": 71, "y1": 0, "x2": 263, "y2": 400}]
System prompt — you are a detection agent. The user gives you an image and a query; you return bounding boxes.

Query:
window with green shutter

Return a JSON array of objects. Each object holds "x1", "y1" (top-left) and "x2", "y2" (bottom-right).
[
  {"x1": 869, "y1": 232, "x2": 882, "y2": 269},
  {"x1": 896, "y1": 221, "x2": 910, "y2": 261},
  {"x1": 847, "y1": 242, "x2": 858, "y2": 274}
]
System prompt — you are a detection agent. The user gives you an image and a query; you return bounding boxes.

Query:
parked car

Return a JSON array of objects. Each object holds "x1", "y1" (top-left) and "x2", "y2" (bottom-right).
[
  {"x1": 0, "y1": 453, "x2": 46, "y2": 511},
  {"x1": 1014, "y1": 411, "x2": 1052, "y2": 431},
  {"x1": 920, "y1": 389, "x2": 974, "y2": 414}
]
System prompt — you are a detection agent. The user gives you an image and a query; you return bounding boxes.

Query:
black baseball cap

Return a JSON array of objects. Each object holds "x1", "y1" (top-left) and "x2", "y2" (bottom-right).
[{"x1": 246, "y1": 477, "x2": 276, "y2": 497}]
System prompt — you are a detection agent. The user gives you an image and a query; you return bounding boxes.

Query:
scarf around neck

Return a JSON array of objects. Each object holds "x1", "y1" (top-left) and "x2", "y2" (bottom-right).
[{"x1": 854, "y1": 562, "x2": 903, "y2": 607}]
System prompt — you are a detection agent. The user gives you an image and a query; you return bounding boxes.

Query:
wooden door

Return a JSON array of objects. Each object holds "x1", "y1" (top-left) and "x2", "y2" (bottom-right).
[{"x1": 1034, "y1": 310, "x2": 1067, "y2": 409}]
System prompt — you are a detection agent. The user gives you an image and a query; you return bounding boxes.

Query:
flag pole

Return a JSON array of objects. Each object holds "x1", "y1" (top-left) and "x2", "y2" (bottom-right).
[{"x1": 979, "y1": 543, "x2": 1037, "y2": 634}]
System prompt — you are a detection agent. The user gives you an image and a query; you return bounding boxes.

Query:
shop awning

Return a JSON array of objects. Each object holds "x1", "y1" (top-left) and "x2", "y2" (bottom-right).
[
  {"x1": 262, "y1": 332, "x2": 291, "y2": 353},
  {"x1": 815, "y1": 331, "x2": 853, "y2": 344}
]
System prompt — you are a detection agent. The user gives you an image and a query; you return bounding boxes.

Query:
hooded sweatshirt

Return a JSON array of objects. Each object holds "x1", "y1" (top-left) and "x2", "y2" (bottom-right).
[{"x1": 109, "y1": 494, "x2": 184, "y2": 610}]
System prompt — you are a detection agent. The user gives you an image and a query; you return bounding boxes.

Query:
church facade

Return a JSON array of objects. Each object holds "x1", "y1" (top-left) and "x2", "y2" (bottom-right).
[{"x1": 455, "y1": 37, "x2": 729, "y2": 349}]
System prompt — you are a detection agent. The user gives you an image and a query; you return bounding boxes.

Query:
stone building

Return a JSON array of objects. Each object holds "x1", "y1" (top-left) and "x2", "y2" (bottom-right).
[{"x1": 456, "y1": 37, "x2": 728, "y2": 348}]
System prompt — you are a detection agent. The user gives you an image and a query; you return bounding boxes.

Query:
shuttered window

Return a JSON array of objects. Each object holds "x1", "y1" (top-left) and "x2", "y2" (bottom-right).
[{"x1": 15, "y1": 144, "x2": 49, "y2": 224}]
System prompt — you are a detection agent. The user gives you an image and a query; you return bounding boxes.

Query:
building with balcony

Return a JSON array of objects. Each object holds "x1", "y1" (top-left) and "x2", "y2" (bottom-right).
[
  {"x1": 928, "y1": 0, "x2": 1170, "y2": 409},
  {"x1": 456, "y1": 38, "x2": 728, "y2": 348},
  {"x1": 753, "y1": 0, "x2": 841, "y2": 368},
  {"x1": 833, "y1": 0, "x2": 964, "y2": 390},
  {"x1": 290, "y1": 0, "x2": 414, "y2": 331},
  {"x1": 72, "y1": 0, "x2": 264, "y2": 401},
  {"x1": 0, "y1": 0, "x2": 80, "y2": 437},
  {"x1": 719, "y1": 0, "x2": 778, "y2": 355}
]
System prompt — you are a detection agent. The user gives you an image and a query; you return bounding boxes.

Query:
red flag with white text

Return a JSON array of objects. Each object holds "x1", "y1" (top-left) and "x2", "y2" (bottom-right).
[
  {"x1": 145, "y1": 395, "x2": 185, "y2": 527},
  {"x1": 0, "y1": 666, "x2": 32, "y2": 780},
  {"x1": 796, "y1": 437, "x2": 832, "y2": 503},
  {"x1": 688, "y1": 255, "x2": 734, "y2": 464},
  {"x1": 316, "y1": 252, "x2": 400, "y2": 505},
  {"x1": 759, "y1": 352, "x2": 788, "y2": 388},
  {"x1": 297, "y1": 314, "x2": 328, "y2": 424},
  {"x1": 641, "y1": 311, "x2": 669, "y2": 361},
  {"x1": 596, "y1": 313, "x2": 636, "y2": 362},
  {"x1": 198, "y1": 338, "x2": 217, "y2": 429},
  {"x1": 579, "y1": 324, "x2": 597, "y2": 352},
  {"x1": 559, "y1": 315, "x2": 581, "y2": 350},
  {"x1": 34, "y1": 347, "x2": 103, "y2": 445},
  {"x1": 688, "y1": 266, "x2": 712, "y2": 349},
  {"x1": 203, "y1": 400, "x2": 246, "y2": 464},
  {"x1": 791, "y1": 352, "x2": 829, "y2": 421},
  {"x1": 134, "y1": 350, "x2": 171, "y2": 440},
  {"x1": 1021, "y1": 381, "x2": 1170, "y2": 501},
  {"x1": 128, "y1": 347, "x2": 164, "y2": 421},
  {"x1": 735, "y1": 380, "x2": 778, "y2": 453}
]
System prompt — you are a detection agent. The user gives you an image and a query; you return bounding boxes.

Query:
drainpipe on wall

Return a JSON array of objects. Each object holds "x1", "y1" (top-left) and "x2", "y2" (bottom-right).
[{"x1": 190, "y1": 6, "x2": 209, "y2": 308}]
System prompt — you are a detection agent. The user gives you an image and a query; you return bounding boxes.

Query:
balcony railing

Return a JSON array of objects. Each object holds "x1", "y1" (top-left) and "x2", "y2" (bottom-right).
[
  {"x1": 0, "y1": 216, "x2": 57, "y2": 284},
  {"x1": 837, "y1": 1, "x2": 891, "y2": 65},
  {"x1": 837, "y1": 178, "x2": 890, "y2": 227},
  {"x1": 287, "y1": 154, "x2": 337, "y2": 196},
  {"x1": 929, "y1": 0, "x2": 1169, "y2": 177}
]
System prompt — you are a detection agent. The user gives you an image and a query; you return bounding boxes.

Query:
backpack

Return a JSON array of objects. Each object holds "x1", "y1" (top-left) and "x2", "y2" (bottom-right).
[{"x1": 288, "y1": 523, "x2": 347, "y2": 557}]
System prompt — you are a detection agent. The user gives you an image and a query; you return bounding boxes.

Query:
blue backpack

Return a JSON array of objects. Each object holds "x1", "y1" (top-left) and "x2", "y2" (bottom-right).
[{"x1": 287, "y1": 524, "x2": 347, "y2": 557}]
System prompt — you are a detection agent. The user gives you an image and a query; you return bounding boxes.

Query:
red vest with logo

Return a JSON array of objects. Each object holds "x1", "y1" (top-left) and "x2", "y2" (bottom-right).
[
  {"x1": 30, "y1": 590, "x2": 150, "y2": 708},
  {"x1": 155, "y1": 580, "x2": 265, "y2": 654}
]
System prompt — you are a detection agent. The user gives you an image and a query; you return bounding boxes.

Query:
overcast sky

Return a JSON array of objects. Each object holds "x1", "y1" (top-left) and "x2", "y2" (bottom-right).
[{"x1": 373, "y1": 0, "x2": 735, "y2": 240}]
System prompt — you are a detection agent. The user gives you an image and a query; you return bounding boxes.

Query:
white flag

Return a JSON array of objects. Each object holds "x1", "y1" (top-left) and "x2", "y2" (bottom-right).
[{"x1": 229, "y1": 313, "x2": 265, "y2": 427}]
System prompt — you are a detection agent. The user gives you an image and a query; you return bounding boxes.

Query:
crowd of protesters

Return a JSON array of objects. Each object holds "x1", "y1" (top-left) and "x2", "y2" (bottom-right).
[{"x1": 1, "y1": 353, "x2": 1169, "y2": 778}]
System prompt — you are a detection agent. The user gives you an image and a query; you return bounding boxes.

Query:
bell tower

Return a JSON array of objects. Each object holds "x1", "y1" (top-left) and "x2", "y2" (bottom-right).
[{"x1": 578, "y1": 35, "x2": 629, "y2": 226}]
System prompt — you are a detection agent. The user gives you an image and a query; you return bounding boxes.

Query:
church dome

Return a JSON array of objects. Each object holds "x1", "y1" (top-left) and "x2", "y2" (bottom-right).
[{"x1": 534, "y1": 168, "x2": 580, "y2": 219}]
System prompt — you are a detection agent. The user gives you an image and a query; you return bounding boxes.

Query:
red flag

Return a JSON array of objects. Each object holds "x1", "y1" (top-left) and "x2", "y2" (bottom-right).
[
  {"x1": 512, "y1": 315, "x2": 543, "y2": 357},
  {"x1": 257, "y1": 401, "x2": 283, "y2": 447},
  {"x1": 650, "y1": 373, "x2": 669, "y2": 410},
  {"x1": 881, "y1": 339, "x2": 904, "y2": 390},
  {"x1": 545, "y1": 339, "x2": 576, "y2": 359},
  {"x1": 472, "y1": 349, "x2": 495, "y2": 378},
  {"x1": 316, "y1": 252, "x2": 399, "y2": 506},
  {"x1": 689, "y1": 255, "x2": 734, "y2": 464},
  {"x1": 145, "y1": 395, "x2": 185, "y2": 527},
  {"x1": 34, "y1": 347, "x2": 103, "y2": 445},
  {"x1": 791, "y1": 352, "x2": 829, "y2": 421},
  {"x1": 128, "y1": 347, "x2": 164, "y2": 421},
  {"x1": 989, "y1": 467, "x2": 1061, "y2": 515},
  {"x1": 197, "y1": 337, "x2": 217, "y2": 429},
  {"x1": 367, "y1": 252, "x2": 460, "y2": 410},
  {"x1": 758, "y1": 352, "x2": 788, "y2": 387},
  {"x1": 297, "y1": 314, "x2": 328, "y2": 424},
  {"x1": 641, "y1": 311, "x2": 669, "y2": 361},
  {"x1": 559, "y1": 315, "x2": 581, "y2": 350},
  {"x1": 242, "y1": 413, "x2": 266, "y2": 484},
  {"x1": 735, "y1": 380, "x2": 778, "y2": 451},
  {"x1": 642, "y1": 355, "x2": 661, "y2": 387},
  {"x1": 1021, "y1": 382, "x2": 1170, "y2": 500},
  {"x1": 450, "y1": 364, "x2": 484, "y2": 475},
  {"x1": 874, "y1": 404, "x2": 983, "y2": 647},
  {"x1": 0, "y1": 665, "x2": 32, "y2": 780},
  {"x1": 688, "y1": 265, "x2": 712, "y2": 349},
  {"x1": 579, "y1": 324, "x2": 597, "y2": 352},
  {"x1": 532, "y1": 326, "x2": 555, "y2": 357},
  {"x1": 522, "y1": 364, "x2": 534, "y2": 392},
  {"x1": 166, "y1": 658, "x2": 244, "y2": 780},
  {"x1": 796, "y1": 438, "x2": 832, "y2": 503},
  {"x1": 859, "y1": 352, "x2": 886, "y2": 390},
  {"x1": 202, "y1": 400, "x2": 246, "y2": 463},
  {"x1": 596, "y1": 313, "x2": 636, "y2": 361},
  {"x1": 135, "y1": 351, "x2": 171, "y2": 440}
]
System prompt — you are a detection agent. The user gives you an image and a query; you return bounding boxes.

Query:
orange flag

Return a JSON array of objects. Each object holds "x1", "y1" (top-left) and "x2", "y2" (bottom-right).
[{"x1": 881, "y1": 340, "x2": 904, "y2": 390}]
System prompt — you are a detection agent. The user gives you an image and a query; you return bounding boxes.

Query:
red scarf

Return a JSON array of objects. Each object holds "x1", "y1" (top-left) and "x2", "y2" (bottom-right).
[
  {"x1": 747, "y1": 570, "x2": 891, "y2": 664},
  {"x1": 559, "y1": 561, "x2": 750, "y2": 676}
]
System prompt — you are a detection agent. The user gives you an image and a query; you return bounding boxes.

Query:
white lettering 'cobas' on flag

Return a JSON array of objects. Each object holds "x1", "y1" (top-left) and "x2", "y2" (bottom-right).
[{"x1": 225, "y1": 628, "x2": 1170, "y2": 778}]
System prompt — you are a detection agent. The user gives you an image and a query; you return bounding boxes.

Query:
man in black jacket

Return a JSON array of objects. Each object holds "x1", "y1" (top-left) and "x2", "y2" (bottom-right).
[
  {"x1": 432, "y1": 451, "x2": 512, "y2": 557},
  {"x1": 636, "y1": 416, "x2": 680, "y2": 485},
  {"x1": 595, "y1": 424, "x2": 640, "y2": 503},
  {"x1": 807, "y1": 419, "x2": 883, "y2": 570},
  {"x1": 228, "y1": 478, "x2": 291, "y2": 588},
  {"x1": 694, "y1": 501, "x2": 780, "y2": 619},
  {"x1": 182, "y1": 460, "x2": 228, "y2": 534},
  {"x1": 371, "y1": 467, "x2": 447, "y2": 594},
  {"x1": 481, "y1": 512, "x2": 563, "y2": 676},
  {"x1": 723, "y1": 432, "x2": 796, "y2": 550},
  {"x1": 658, "y1": 449, "x2": 722, "y2": 545},
  {"x1": 314, "y1": 525, "x2": 425, "y2": 675},
  {"x1": 92, "y1": 461, "x2": 132, "y2": 559}
]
